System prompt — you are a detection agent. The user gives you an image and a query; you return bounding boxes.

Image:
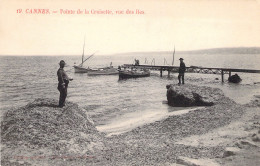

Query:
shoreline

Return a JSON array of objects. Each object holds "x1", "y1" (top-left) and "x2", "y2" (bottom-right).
[
  {"x1": 100, "y1": 84, "x2": 259, "y2": 165},
  {"x1": 96, "y1": 107, "x2": 206, "y2": 137},
  {"x1": 1, "y1": 84, "x2": 260, "y2": 166}
]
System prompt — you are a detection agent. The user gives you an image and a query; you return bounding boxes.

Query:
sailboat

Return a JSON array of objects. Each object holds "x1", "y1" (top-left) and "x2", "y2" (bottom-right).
[
  {"x1": 73, "y1": 55, "x2": 94, "y2": 73},
  {"x1": 73, "y1": 37, "x2": 95, "y2": 73}
]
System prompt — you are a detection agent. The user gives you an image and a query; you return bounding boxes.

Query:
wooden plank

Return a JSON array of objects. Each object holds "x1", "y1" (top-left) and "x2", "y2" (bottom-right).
[{"x1": 123, "y1": 64, "x2": 260, "y2": 74}]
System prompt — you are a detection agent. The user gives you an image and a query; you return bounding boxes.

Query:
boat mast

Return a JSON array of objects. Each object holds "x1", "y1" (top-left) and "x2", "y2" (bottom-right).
[
  {"x1": 82, "y1": 36, "x2": 86, "y2": 66},
  {"x1": 78, "y1": 51, "x2": 97, "y2": 66},
  {"x1": 172, "y1": 45, "x2": 175, "y2": 66}
]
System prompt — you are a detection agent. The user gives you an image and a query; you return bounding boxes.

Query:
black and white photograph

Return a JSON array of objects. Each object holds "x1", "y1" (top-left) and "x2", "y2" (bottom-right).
[{"x1": 1, "y1": 0, "x2": 260, "y2": 165}]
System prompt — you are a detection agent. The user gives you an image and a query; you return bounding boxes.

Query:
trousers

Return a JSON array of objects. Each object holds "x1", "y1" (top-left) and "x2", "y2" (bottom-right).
[
  {"x1": 58, "y1": 84, "x2": 67, "y2": 107},
  {"x1": 178, "y1": 73, "x2": 185, "y2": 84}
]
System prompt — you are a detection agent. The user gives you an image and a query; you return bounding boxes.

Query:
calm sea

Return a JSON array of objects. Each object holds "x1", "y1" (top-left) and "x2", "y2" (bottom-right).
[{"x1": 1, "y1": 53, "x2": 260, "y2": 135}]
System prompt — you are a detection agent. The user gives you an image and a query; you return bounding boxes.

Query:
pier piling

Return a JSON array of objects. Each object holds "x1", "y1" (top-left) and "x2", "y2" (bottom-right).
[
  {"x1": 221, "y1": 70, "x2": 224, "y2": 82},
  {"x1": 123, "y1": 64, "x2": 260, "y2": 83}
]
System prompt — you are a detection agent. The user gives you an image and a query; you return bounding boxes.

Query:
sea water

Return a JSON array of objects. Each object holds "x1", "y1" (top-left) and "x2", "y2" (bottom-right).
[{"x1": 0, "y1": 53, "x2": 260, "y2": 135}]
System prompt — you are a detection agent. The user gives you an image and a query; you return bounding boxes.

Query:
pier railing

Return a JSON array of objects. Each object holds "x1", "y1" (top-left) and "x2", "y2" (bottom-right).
[{"x1": 122, "y1": 64, "x2": 260, "y2": 82}]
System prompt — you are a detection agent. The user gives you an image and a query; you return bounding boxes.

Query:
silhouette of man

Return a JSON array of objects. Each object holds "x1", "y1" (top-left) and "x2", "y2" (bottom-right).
[
  {"x1": 178, "y1": 58, "x2": 186, "y2": 85},
  {"x1": 57, "y1": 60, "x2": 72, "y2": 107}
]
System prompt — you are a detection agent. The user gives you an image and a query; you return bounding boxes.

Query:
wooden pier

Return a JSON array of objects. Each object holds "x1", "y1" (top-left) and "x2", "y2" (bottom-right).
[{"x1": 123, "y1": 64, "x2": 260, "y2": 82}]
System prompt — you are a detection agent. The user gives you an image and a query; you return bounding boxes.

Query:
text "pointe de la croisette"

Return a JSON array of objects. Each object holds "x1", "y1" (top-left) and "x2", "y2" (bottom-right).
[
  {"x1": 16, "y1": 8, "x2": 144, "y2": 15},
  {"x1": 60, "y1": 9, "x2": 112, "y2": 15},
  {"x1": 60, "y1": 9, "x2": 145, "y2": 15}
]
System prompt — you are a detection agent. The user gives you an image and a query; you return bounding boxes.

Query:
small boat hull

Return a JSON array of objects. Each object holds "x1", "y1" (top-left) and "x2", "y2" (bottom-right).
[
  {"x1": 87, "y1": 67, "x2": 119, "y2": 76},
  {"x1": 119, "y1": 70, "x2": 150, "y2": 79},
  {"x1": 74, "y1": 66, "x2": 91, "y2": 73}
]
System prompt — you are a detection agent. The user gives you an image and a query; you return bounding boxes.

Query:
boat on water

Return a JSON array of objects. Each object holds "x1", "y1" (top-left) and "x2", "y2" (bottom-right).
[
  {"x1": 88, "y1": 66, "x2": 119, "y2": 76},
  {"x1": 73, "y1": 37, "x2": 95, "y2": 73},
  {"x1": 74, "y1": 65, "x2": 92, "y2": 73},
  {"x1": 119, "y1": 68, "x2": 150, "y2": 79}
]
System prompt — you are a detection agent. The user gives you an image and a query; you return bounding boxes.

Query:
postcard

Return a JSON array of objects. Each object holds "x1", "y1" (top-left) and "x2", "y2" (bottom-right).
[{"x1": 1, "y1": 0, "x2": 260, "y2": 165}]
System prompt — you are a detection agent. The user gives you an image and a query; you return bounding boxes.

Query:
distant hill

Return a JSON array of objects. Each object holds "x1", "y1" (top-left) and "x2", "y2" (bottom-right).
[
  {"x1": 178, "y1": 47, "x2": 260, "y2": 54},
  {"x1": 114, "y1": 47, "x2": 260, "y2": 56}
]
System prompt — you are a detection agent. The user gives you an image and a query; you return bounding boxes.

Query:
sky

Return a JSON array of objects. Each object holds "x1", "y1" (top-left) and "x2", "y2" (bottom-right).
[{"x1": 0, "y1": 0, "x2": 260, "y2": 56}]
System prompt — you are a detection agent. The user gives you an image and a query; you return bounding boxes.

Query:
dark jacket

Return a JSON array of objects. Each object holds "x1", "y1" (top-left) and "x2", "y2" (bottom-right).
[
  {"x1": 179, "y1": 62, "x2": 186, "y2": 74},
  {"x1": 57, "y1": 68, "x2": 69, "y2": 86}
]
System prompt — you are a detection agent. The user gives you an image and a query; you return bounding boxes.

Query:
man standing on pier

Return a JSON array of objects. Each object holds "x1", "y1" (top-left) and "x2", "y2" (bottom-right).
[
  {"x1": 178, "y1": 58, "x2": 186, "y2": 85},
  {"x1": 57, "y1": 60, "x2": 72, "y2": 108}
]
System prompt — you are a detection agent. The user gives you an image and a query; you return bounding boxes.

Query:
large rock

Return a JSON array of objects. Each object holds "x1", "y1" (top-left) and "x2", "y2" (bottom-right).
[
  {"x1": 1, "y1": 98, "x2": 105, "y2": 165},
  {"x1": 228, "y1": 74, "x2": 242, "y2": 83},
  {"x1": 166, "y1": 84, "x2": 224, "y2": 107}
]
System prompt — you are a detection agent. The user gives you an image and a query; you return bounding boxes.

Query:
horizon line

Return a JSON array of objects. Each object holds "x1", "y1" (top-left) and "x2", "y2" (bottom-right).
[{"x1": 1, "y1": 46, "x2": 260, "y2": 56}]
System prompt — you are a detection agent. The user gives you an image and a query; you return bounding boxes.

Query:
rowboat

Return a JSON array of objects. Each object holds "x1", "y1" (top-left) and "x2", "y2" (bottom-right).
[
  {"x1": 119, "y1": 69, "x2": 150, "y2": 79},
  {"x1": 87, "y1": 66, "x2": 119, "y2": 76}
]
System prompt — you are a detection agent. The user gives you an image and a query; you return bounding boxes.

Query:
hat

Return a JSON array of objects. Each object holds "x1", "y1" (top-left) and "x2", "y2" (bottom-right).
[
  {"x1": 59, "y1": 60, "x2": 65, "y2": 65},
  {"x1": 179, "y1": 58, "x2": 184, "y2": 60}
]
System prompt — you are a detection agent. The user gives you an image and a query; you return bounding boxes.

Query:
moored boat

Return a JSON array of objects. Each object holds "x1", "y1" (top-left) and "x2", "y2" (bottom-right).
[
  {"x1": 73, "y1": 36, "x2": 96, "y2": 73},
  {"x1": 119, "y1": 69, "x2": 150, "y2": 79},
  {"x1": 87, "y1": 67, "x2": 119, "y2": 76},
  {"x1": 73, "y1": 65, "x2": 92, "y2": 73}
]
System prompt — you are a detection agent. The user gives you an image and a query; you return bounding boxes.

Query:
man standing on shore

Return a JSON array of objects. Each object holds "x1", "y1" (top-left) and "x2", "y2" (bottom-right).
[
  {"x1": 57, "y1": 60, "x2": 72, "y2": 108},
  {"x1": 178, "y1": 58, "x2": 186, "y2": 85}
]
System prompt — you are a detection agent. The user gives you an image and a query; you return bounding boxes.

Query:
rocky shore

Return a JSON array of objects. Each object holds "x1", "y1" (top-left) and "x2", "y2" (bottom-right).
[
  {"x1": 1, "y1": 99, "x2": 105, "y2": 166},
  {"x1": 1, "y1": 84, "x2": 259, "y2": 166}
]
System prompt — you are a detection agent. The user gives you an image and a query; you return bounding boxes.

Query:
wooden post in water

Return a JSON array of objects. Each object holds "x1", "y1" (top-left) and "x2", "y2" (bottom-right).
[
  {"x1": 229, "y1": 71, "x2": 231, "y2": 77},
  {"x1": 168, "y1": 70, "x2": 170, "y2": 78},
  {"x1": 221, "y1": 70, "x2": 224, "y2": 82},
  {"x1": 160, "y1": 68, "x2": 163, "y2": 77}
]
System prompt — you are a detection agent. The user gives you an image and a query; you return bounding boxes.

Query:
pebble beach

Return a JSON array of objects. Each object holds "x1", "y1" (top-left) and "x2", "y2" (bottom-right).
[{"x1": 1, "y1": 83, "x2": 259, "y2": 166}]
